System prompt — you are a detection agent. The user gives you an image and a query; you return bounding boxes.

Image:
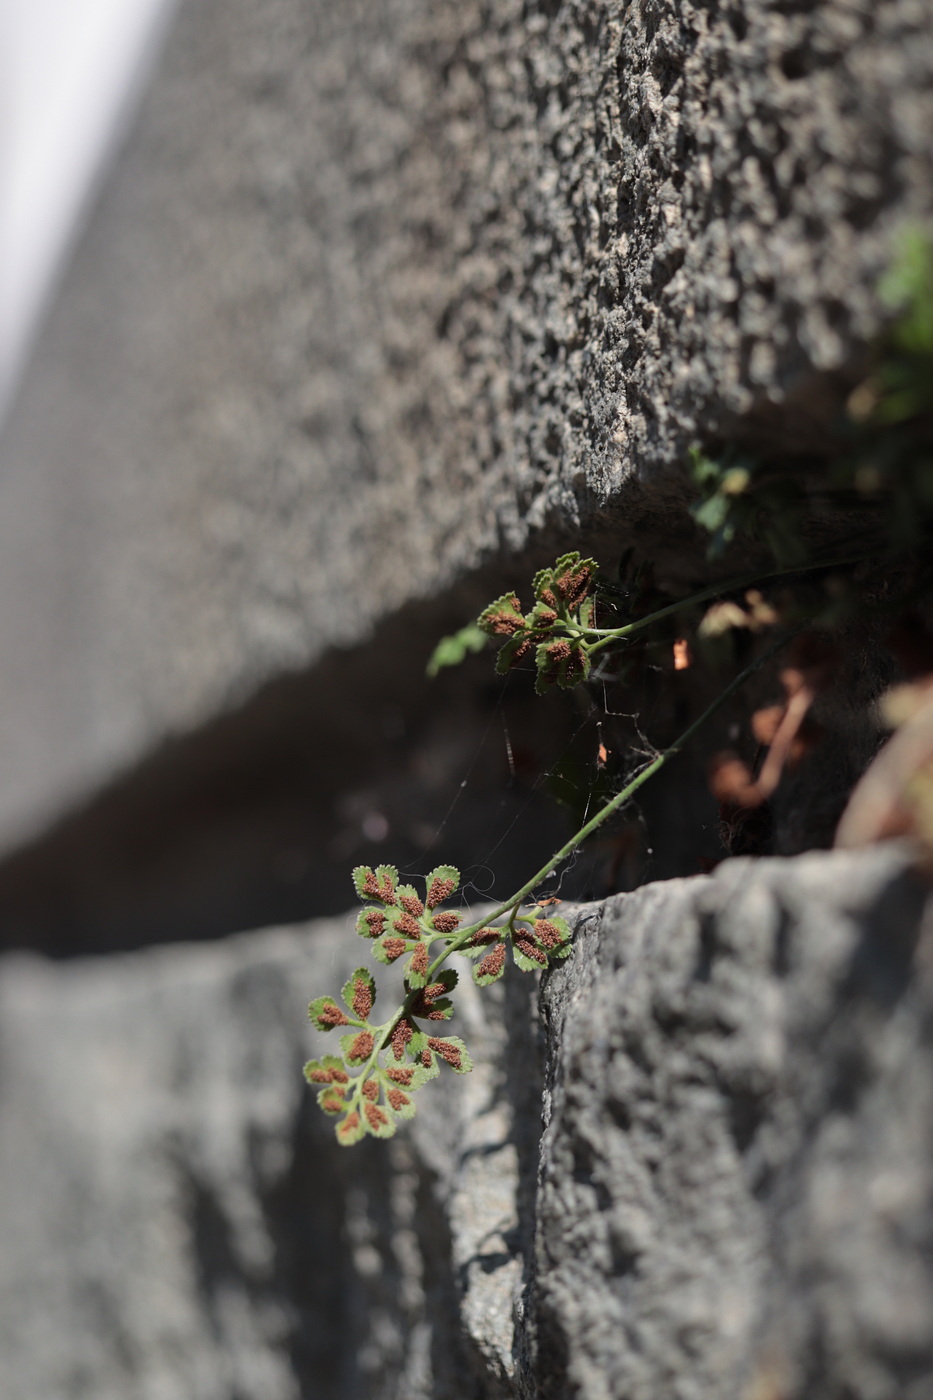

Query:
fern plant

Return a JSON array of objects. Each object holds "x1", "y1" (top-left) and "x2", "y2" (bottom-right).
[
  {"x1": 305, "y1": 552, "x2": 800, "y2": 1144},
  {"x1": 306, "y1": 230, "x2": 933, "y2": 1144}
]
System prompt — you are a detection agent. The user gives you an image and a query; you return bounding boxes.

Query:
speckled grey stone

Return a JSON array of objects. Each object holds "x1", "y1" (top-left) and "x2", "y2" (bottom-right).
[
  {"x1": 1, "y1": 845, "x2": 932, "y2": 1397},
  {"x1": 531, "y1": 842, "x2": 933, "y2": 1400},
  {"x1": 0, "y1": 0, "x2": 929, "y2": 843}
]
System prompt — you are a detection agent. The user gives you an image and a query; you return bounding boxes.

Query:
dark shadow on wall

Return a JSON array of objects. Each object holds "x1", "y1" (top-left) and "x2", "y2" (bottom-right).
[
  {"x1": 0, "y1": 576, "x2": 577, "y2": 956},
  {"x1": 0, "y1": 512, "x2": 792, "y2": 960},
  {"x1": 0, "y1": 541, "x2": 632, "y2": 957}
]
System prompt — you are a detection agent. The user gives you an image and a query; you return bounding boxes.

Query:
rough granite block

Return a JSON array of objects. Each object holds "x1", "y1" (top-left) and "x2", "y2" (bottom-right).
[
  {"x1": 0, "y1": 0, "x2": 929, "y2": 841},
  {"x1": 0, "y1": 843, "x2": 931, "y2": 1398}
]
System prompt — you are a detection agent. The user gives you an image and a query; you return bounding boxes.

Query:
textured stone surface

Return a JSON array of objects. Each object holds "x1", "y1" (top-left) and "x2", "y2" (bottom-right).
[
  {"x1": 0, "y1": 0, "x2": 929, "y2": 846},
  {"x1": 1, "y1": 843, "x2": 932, "y2": 1398},
  {"x1": 0, "y1": 901, "x2": 544, "y2": 1400},
  {"x1": 532, "y1": 842, "x2": 933, "y2": 1399}
]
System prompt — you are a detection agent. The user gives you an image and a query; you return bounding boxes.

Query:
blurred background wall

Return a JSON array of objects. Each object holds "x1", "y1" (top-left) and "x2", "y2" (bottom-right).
[
  {"x1": 2, "y1": 5, "x2": 933, "y2": 1399},
  {"x1": 1, "y1": 0, "x2": 930, "y2": 955}
]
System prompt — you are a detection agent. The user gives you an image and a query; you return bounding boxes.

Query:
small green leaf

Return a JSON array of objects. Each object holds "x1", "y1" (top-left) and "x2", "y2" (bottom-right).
[
  {"x1": 534, "y1": 639, "x2": 589, "y2": 695},
  {"x1": 405, "y1": 945, "x2": 431, "y2": 989},
  {"x1": 542, "y1": 553, "x2": 598, "y2": 611},
  {"x1": 387, "y1": 1091, "x2": 418, "y2": 1120},
  {"x1": 560, "y1": 647, "x2": 590, "y2": 690},
  {"x1": 511, "y1": 946, "x2": 547, "y2": 973},
  {"x1": 426, "y1": 622, "x2": 488, "y2": 677},
  {"x1": 552, "y1": 916, "x2": 572, "y2": 942},
  {"x1": 472, "y1": 939, "x2": 506, "y2": 986},
  {"x1": 424, "y1": 865, "x2": 460, "y2": 908},
  {"x1": 477, "y1": 593, "x2": 526, "y2": 638},
  {"x1": 340, "y1": 1029, "x2": 377, "y2": 1065},
  {"x1": 372, "y1": 934, "x2": 414, "y2": 965},
  {"x1": 318, "y1": 1086, "x2": 349, "y2": 1116},
  {"x1": 456, "y1": 927, "x2": 502, "y2": 960},
  {"x1": 529, "y1": 562, "x2": 551, "y2": 596},
  {"x1": 531, "y1": 916, "x2": 573, "y2": 963},
  {"x1": 308, "y1": 996, "x2": 350, "y2": 1032},
  {"x1": 688, "y1": 444, "x2": 722, "y2": 487},
  {"x1": 494, "y1": 634, "x2": 534, "y2": 675},
  {"x1": 342, "y1": 967, "x2": 376, "y2": 1020},
  {"x1": 356, "y1": 906, "x2": 388, "y2": 939},
  {"x1": 381, "y1": 1062, "x2": 436, "y2": 1093},
  {"x1": 336, "y1": 1111, "x2": 366, "y2": 1147},
  {"x1": 693, "y1": 495, "x2": 730, "y2": 533},
  {"x1": 380, "y1": 1076, "x2": 419, "y2": 1120},
  {"x1": 361, "y1": 1101, "x2": 397, "y2": 1139},
  {"x1": 351, "y1": 865, "x2": 375, "y2": 900},
  {"x1": 511, "y1": 931, "x2": 549, "y2": 973},
  {"x1": 416, "y1": 997, "x2": 454, "y2": 1021},
  {"x1": 426, "y1": 1035, "x2": 474, "y2": 1074},
  {"x1": 351, "y1": 864, "x2": 400, "y2": 904},
  {"x1": 303, "y1": 1055, "x2": 351, "y2": 1087}
]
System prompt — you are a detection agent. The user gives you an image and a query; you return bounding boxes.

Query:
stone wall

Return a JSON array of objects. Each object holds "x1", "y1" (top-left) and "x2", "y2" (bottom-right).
[
  {"x1": 1, "y1": 3, "x2": 932, "y2": 1395},
  {"x1": 1, "y1": 844, "x2": 930, "y2": 1399},
  {"x1": 0, "y1": 0, "x2": 929, "y2": 853}
]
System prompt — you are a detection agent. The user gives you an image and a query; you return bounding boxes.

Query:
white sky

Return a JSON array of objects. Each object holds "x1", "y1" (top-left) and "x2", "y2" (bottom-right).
[{"x1": 0, "y1": 0, "x2": 177, "y2": 423}]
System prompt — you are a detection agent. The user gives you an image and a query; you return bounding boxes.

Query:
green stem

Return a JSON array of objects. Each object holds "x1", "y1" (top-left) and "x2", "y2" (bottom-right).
[
  {"x1": 352, "y1": 626, "x2": 799, "y2": 1106},
  {"x1": 581, "y1": 547, "x2": 874, "y2": 658}
]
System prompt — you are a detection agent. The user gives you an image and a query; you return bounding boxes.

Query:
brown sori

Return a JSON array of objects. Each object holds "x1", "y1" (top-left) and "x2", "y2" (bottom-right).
[
  {"x1": 487, "y1": 609, "x2": 523, "y2": 636},
  {"x1": 477, "y1": 943, "x2": 506, "y2": 979},
  {"x1": 352, "y1": 979, "x2": 374, "y2": 1020},
  {"x1": 387, "y1": 1088, "x2": 410, "y2": 1112},
  {"x1": 515, "y1": 935, "x2": 547, "y2": 965},
  {"x1": 318, "y1": 1003, "x2": 349, "y2": 1027},
  {"x1": 364, "y1": 910, "x2": 387, "y2": 937},
  {"x1": 362, "y1": 1079, "x2": 380, "y2": 1102},
  {"x1": 412, "y1": 986, "x2": 448, "y2": 1020},
  {"x1": 362, "y1": 871, "x2": 398, "y2": 905},
  {"x1": 308, "y1": 1065, "x2": 349, "y2": 1085},
  {"x1": 546, "y1": 639, "x2": 572, "y2": 663},
  {"x1": 393, "y1": 911, "x2": 422, "y2": 938},
  {"x1": 505, "y1": 637, "x2": 533, "y2": 668},
  {"x1": 364, "y1": 1103, "x2": 389, "y2": 1130},
  {"x1": 400, "y1": 894, "x2": 425, "y2": 917},
  {"x1": 431, "y1": 911, "x2": 460, "y2": 933},
  {"x1": 534, "y1": 919, "x2": 564, "y2": 949},
  {"x1": 469, "y1": 926, "x2": 501, "y2": 946},
  {"x1": 391, "y1": 1018, "x2": 414, "y2": 1060},
  {"x1": 566, "y1": 647, "x2": 586, "y2": 679},
  {"x1": 348, "y1": 1031, "x2": 375, "y2": 1060},
  {"x1": 381, "y1": 937, "x2": 407, "y2": 961},
  {"x1": 427, "y1": 1037, "x2": 462, "y2": 1070},
  {"x1": 426, "y1": 877, "x2": 456, "y2": 909},
  {"x1": 555, "y1": 565, "x2": 592, "y2": 607},
  {"x1": 386, "y1": 1065, "x2": 414, "y2": 1086},
  {"x1": 409, "y1": 944, "x2": 429, "y2": 978}
]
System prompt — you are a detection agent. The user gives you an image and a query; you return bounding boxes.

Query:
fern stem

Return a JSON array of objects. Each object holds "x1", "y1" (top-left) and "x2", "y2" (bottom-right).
[
  {"x1": 355, "y1": 627, "x2": 800, "y2": 1116},
  {"x1": 582, "y1": 548, "x2": 873, "y2": 657},
  {"x1": 421, "y1": 624, "x2": 800, "y2": 985}
]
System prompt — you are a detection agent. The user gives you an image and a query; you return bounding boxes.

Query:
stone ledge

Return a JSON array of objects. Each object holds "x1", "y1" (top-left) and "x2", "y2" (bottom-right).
[{"x1": 0, "y1": 843, "x2": 930, "y2": 1397}]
